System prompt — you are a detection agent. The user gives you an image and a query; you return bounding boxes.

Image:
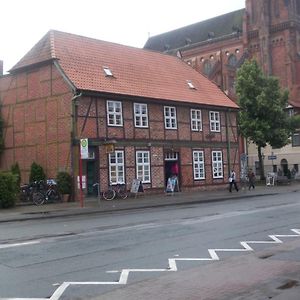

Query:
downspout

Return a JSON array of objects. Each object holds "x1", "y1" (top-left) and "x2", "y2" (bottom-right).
[
  {"x1": 225, "y1": 109, "x2": 231, "y2": 177},
  {"x1": 71, "y1": 92, "x2": 82, "y2": 175}
]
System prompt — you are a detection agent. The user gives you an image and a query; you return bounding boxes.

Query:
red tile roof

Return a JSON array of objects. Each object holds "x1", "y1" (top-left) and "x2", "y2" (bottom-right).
[{"x1": 11, "y1": 30, "x2": 238, "y2": 109}]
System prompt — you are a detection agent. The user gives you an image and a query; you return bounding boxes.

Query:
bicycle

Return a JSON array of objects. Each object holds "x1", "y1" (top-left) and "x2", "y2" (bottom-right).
[
  {"x1": 32, "y1": 180, "x2": 62, "y2": 205},
  {"x1": 102, "y1": 183, "x2": 128, "y2": 200},
  {"x1": 19, "y1": 180, "x2": 47, "y2": 203}
]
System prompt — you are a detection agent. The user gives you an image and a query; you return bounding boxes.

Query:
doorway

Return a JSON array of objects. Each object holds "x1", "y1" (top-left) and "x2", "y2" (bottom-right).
[
  {"x1": 164, "y1": 152, "x2": 180, "y2": 190},
  {"x1": 86, "y1": 161, "x2": 96, "y2": 196}
]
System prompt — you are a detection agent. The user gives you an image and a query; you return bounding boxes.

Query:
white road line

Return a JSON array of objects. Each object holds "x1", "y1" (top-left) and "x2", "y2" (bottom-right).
[
  {"x1": 0, "y1": 240, "x2": 40, "y2": 249},
  {"x1": 3, "y1": 228, "x2": 300, "y2": 300}
]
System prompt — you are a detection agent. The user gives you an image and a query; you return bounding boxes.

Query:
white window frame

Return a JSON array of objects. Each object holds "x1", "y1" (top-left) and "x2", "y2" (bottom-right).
[
  {"x1": 136, "y1": 151, "x2": 151, "y2": 183},
  {"x1": 190, "y1": 109, "x2": 202, "y2": 131},
  {"x1": 209, "y1": 111, "x2": 220, "y2": 132},
  {"x1": 107, "y1": 100, "x2": 123, "y2": 126},
  {"x1": 212, "y1": 151, "x2": 223, "y2": 178},
  {"x1": 164, "y1": 106, "x2": 177, "y2": 129},
  {"x1": 109, "y1": 150, "x2": 125, "y2": 184},
  {"x1": 193, "y1": 151, "x2": 205, "y2": 180},
  {"x1": 134, "y1": 103, "x2": 148, "y2": 128}
]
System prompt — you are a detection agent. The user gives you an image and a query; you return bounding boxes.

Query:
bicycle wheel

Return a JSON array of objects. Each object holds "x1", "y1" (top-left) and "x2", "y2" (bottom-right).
[
  {"x1": 32, "y1": 192, "x2": 45, "y2": 205},
  {"x1": 102, "y1": 189, "x2": 116, "y2": 201},
  {"x1": 118, "y1": 189, "x2": 128, "y2": 199},
  {"x1": 48, "y1": 189, "x2": 62, "y2": 203}
]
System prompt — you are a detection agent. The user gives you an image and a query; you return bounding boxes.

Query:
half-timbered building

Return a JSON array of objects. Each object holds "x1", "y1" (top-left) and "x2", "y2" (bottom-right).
[{"x1": 0, "y1": 30, "x2": 239, "y2": 196}]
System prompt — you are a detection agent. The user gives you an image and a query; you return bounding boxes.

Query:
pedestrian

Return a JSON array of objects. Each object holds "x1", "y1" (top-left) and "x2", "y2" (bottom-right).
[
  {"x1": 229, "y1": 169, "x2": 239, "y2": 192},
  {"x1": 248, "y1": 168, "x2": 255, "y2": 190}
]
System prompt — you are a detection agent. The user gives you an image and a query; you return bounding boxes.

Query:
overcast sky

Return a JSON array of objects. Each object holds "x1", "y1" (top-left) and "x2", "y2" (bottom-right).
[{"x1": 1, "y1": 0, "x2": 244, "y2": 73}]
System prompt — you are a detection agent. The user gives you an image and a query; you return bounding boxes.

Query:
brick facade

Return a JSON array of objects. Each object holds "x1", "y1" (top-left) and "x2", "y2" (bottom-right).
[
  {"x1": 76, "y1": 96, "x2": 239, "y2": 193},
  {"x1": 0, "y1": 63, "x2": 73, "y2": 181}
]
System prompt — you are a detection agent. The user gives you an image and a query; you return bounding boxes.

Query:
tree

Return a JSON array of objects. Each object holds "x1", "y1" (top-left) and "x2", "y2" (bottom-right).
[
  {"x1": 236, "y1": 59, "x2": 300, "y2": 180},
  {"x1": 29, "y1": 162, "x2": 46, "y2": 183}
]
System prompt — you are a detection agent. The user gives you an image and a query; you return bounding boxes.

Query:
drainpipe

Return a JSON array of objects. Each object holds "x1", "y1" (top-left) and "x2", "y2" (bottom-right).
[
  {"x1": 71, "y1": 92, "x2": 82, "y2": 200},
  {"x1": 225, "y1": 109, "x2": 231, "y2": 177}
]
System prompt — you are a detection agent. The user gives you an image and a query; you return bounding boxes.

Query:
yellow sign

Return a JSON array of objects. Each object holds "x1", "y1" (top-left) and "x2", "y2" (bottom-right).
[{"x1": 105, "y1": 143, "x2": 115, "y2": 154}]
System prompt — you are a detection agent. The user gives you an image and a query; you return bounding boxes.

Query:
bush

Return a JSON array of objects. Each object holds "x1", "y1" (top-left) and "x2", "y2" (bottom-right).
[
  {"x1": 56, "y1": 171, "x2": 72, "y2": 194},
  {"x1": 11, "y1": 162, "x2": 21, "y2": 187},
  {"x1": 0, "y1": 172, "x2": 18, "y2": 208},
  {"x1": 29, "y1": 162, "x2": 46, "y2": 183}
]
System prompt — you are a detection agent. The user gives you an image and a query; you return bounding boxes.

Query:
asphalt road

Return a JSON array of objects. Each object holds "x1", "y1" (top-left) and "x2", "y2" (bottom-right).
[{"x1": 0, "y1": 191, "x2": 300, "y2": 300}]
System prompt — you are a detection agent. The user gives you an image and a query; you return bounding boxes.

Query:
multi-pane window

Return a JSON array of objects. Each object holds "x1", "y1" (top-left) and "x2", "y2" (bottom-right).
[
  {"x1": 107, "y1": 100, "x2": 123, "y2": 126},
  {"x1": 292, "y1": 133, "x2": 300, "y2": 147},
  {"x1": 209, "y1": 111, "x2": 220, "y2": 132},
  {"x1": 134, "y1": 103, "x2": 148, "y2": 128},
  {"x1": 193, "y1": 151, "x2": 205, "y2": 180},
  {"x1": 136, "y1": 151, "x2": 151, "y2": 183},
  {"x1": 212, "y1": 151, "x2": 223, "y2": 178},
  {"x1": 191, "y1": 109, "x2": 202, "y2": 131},
  {"x1": 109, "y1": 151, "x2": 125, "y2": 184},
  {"x1": 164, "y1": 106, "x2": 177, "y2": 129}
]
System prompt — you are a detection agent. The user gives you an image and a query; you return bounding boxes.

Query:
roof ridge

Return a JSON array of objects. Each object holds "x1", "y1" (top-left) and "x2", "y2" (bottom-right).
[
  {"x1": 49, "y1": 30, "x2": 56, "y2": 59},
  {"x1": 147, "y1": 8, "x2": 245, "y2": 41}
]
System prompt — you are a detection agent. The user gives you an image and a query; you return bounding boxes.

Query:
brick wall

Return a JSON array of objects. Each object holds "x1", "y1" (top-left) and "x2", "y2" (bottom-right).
[
  {"x1": 76, "y1": 96, "x2": 239, "y2": 192},
  {"x1": 0, "y1": 63, "x2": 73, "y2": 182}
]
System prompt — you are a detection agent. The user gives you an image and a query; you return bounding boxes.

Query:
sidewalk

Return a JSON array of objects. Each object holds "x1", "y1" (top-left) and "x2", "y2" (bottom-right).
[{"x1": 1, "y1": 182, "x2": 300, "y2": 223}]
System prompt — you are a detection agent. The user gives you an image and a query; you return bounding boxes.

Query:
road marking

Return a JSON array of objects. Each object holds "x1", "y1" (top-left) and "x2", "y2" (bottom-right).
[
  {"x1": 3, "y1": 229, "x2": 300, "y2": 300},
  {"x1": 0, "y1": 240, "x2": 40, "y2": 249}
]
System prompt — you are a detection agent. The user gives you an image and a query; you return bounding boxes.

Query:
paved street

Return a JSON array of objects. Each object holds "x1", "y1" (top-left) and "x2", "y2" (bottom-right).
[{"x1": 0, "y1": 184, "x2": 300, "y2": 299}]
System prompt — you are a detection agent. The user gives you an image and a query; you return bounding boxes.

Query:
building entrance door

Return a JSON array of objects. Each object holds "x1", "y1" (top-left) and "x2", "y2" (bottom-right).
[
  {"x1": 164, "y1": 152, "x2": 180, "y2": 190},
  {"x1": 87, "y1": 161, "x2": 96, "y2": 195}
]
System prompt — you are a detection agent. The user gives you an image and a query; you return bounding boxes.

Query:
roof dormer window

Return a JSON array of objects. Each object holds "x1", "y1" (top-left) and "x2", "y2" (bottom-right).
[
  {"x1": 103, "y1": 66, "x2": 113, "y2": 77},
  {"x1": 187, "y1": 80, "x2": 196, "y2": 89}
]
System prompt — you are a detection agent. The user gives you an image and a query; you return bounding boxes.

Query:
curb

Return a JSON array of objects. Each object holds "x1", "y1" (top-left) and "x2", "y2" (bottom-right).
[{"x1": 0, "y1": 191, "x2": 281, "y2": 223}]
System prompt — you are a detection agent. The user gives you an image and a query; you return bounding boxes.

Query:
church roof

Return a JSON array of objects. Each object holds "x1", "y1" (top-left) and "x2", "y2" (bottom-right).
[
  {"x1": 144, "y1": 9, "x2": 244, "y2": 52},
  {"x1": 10, "y1": 30, "x2": 238, "y2": 109}
]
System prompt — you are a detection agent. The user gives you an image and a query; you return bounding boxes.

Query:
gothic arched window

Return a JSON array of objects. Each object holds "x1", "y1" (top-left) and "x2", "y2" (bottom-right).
[
  {"x1": 203, "y1": 60, "x2": 212, "y2": 75},
  {"x1": 297, "y1": 0, "x2": 300, "y2": 14},
  {"x1": 228, "y1": 54, "x2": 237, "y2": 66}
]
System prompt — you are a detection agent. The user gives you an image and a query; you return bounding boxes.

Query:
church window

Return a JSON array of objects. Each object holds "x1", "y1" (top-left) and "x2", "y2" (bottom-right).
[
  {"x1": 274, "y1": 0, "x2": 280, "y2": 17},
  {"x1": 228, "y1": 54, "x2": 237, "y2": 66},
  {"x1": 203, "y1": 60, "x2": 212, "y2": 75},
  {"x1": 297, "y1": 0, "x2": 300, "y2": 14}
]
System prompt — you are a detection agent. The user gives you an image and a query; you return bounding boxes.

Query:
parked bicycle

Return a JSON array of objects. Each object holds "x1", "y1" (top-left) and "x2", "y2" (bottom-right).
[
  {"x1": 32, "y1": 180, "x2": 62, "y2": 205},
  {"x1": 19, "y1": 180, "x2": 47, "y2": 203},
  {"x1": 102, "y1": 183, "x2": 128, "y2": 200}
]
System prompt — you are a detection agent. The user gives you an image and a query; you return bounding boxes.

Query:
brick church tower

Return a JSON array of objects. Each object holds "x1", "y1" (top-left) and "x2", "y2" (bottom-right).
[{"x1": 244, "y1": 0, "x2": 300, "y2": 106}]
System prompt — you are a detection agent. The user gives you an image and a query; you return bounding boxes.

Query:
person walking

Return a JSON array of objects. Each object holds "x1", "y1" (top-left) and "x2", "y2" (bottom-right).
[
  {"x1": 248, "y1": 168, "x2": 255, "y2": 190},
  {"x1": 229, "y1": 169, "x2": 239, "y2": 192}
]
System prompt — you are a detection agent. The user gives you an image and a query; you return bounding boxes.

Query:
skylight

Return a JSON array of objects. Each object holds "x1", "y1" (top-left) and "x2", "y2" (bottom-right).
[
  {"x1": 187, "y1": 80, "x2": 196, "y2": 89},
  {"x1": 103, "y1": 66, "x2": 113, "y2": 77}
]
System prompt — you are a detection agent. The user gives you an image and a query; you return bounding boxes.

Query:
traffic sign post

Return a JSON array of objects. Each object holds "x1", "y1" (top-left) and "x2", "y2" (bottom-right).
[{"x1": 79, "y1": 139, "x2": 88, "y2": 208}]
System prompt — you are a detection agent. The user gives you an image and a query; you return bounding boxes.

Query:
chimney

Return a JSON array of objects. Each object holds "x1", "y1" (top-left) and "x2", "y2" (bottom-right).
[{"x1": 0, "y1": 60, "x2": 3, "y2": 76}]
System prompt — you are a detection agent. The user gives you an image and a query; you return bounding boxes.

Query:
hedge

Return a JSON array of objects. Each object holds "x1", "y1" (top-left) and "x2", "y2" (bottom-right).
[{"x1": 0, "y1": 172, "x2": 18, "y2": 208}]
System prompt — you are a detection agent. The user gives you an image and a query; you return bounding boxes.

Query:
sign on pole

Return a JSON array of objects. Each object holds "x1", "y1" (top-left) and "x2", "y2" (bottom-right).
[{"x1": 80, "y1": 138, "x2": 89, "y2": 159}]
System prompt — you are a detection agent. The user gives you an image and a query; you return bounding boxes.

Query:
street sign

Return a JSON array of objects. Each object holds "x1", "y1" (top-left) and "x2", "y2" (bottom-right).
[
  {"x1": 268, "y1": 155, "x2": 277, "y2": 160},
  {"x1": 240, "y1": 153, "x2": 247, "y2": 162},
  {"x1": 80, "y1": 138, "x2": 89, "y2": 159}
]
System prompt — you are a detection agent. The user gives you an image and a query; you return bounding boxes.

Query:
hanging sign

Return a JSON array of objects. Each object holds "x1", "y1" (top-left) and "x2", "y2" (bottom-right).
[{"x1": 80, "y1": 138, "x2": 89, "y2": 159}]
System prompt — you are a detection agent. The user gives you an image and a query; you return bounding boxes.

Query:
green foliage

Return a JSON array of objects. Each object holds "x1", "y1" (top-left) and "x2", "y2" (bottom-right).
[
  {"x1": 11, "y1": 162, "x2": 21, "y2": 187},
  {"x1": 236, "y1": 59, "x2": 299, "y2": 179},
  {"x1": 29, "y1": 162, "x2": 46, "y2": 183},
  {"x1": 56, "y1": 171, "x2": 72, "y2": 194},
  {"x1": 0, "y1": 172, "x2": 18, "y2": 208}
]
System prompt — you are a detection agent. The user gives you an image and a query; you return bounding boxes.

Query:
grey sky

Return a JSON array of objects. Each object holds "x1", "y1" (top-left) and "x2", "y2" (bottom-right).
[{"x1": 1, "y1": 0, "x2": 244, "y2": 73}]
